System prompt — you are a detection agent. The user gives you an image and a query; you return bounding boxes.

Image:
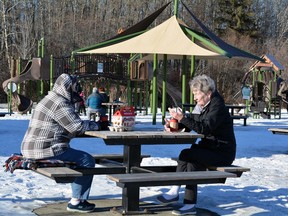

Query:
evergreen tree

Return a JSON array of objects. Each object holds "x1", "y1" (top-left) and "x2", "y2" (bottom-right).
[{"x1": 214, "y1": 0, "x2": 258, "y2": 37}]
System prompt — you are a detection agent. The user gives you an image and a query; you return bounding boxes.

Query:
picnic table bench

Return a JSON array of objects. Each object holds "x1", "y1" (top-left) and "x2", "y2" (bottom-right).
[
  {"x1": 0, "y1": 112, "x2": 13, "y2": 117},
  {"x1": 226, "y1": 104, "x2": 248, "y2": 126},
  {"x1": 33, "y1": 166, "x2": 127, "y2": 183},
  {"x1": 230, "y1": 115, "x2": 248, "y2": 126},
  {"x1": 33, "y1": 153, "x2": 151, "y2": 183},
  {"x1": 207, "y1": 165, "x2": 250, "y2": 177},
  {"x1": 268, "y1": 128, "x2": 288, "y2": 135},
  {"x1": 107, "y1": 165, "x2": 249, "y2": 214}
]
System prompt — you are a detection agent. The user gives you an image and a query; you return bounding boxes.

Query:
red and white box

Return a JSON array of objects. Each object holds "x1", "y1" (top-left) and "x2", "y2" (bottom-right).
[{"x1": 110, "y1": 106, "x2": 135, "y2": 131}]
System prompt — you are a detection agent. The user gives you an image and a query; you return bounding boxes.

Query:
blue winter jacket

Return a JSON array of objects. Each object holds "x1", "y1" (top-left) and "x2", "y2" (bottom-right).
[{"x1": 86, "y1": 92, "x2": 103, "y2": 109}]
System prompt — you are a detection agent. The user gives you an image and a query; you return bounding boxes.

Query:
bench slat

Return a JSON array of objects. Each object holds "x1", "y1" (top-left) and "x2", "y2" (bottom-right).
[
  {"x1": 208, "y1": 165, "x2": 250, "y2": 172},
  {"x1": 108, "y1": 171, "x2": 237, "y2": 214},
  {"x1": 169, "y1": 161, "x2": 249, "y2": 175},
  {"x1": 208, "y1": 165, "x2": 250, "y2": 177},
  {"x1": 34, "y1": 166, "x2": 127, "y2": 183},
  {"x1": 35, "y1": 167, "x2": 82, "y2": 178},
  {"x1": 107, "y1": 171, "x2": 236, "y2": 185},
  {"x1": 34, "y1": 167, "x2": 83, "y2": 184}
]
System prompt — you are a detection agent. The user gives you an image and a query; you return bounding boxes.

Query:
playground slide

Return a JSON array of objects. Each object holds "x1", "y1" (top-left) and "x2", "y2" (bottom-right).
[
  {"x1": 2, "y1": 58, "x2": 41, "y2": 114},
  {"x1": 157, "y1": 77, "x2": 182, "y2": 107},
  {"x1": 278, "y1": 80, "x2": 288, "y2": 104}
]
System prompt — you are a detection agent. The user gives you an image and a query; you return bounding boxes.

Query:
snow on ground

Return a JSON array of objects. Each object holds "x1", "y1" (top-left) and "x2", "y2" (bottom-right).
[{"x1": 0, "y1": 107, "x2": 287, "y2": 215}]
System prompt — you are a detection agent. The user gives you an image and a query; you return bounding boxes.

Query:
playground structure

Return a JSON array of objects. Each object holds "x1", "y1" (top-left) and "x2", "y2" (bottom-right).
[
  {"x1": 242, "y1": 54, "x2": 285, "y2": 119},
  {"x1": 2, "y1": 58, "x2": 43, "y2": 114},
  {"x1": 2, "y1": 54, "x2": 149, "y2": 114}
]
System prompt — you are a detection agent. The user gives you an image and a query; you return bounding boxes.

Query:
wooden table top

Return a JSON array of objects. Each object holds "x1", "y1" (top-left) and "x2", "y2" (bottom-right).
[
  {"x1": 225, "y1": 104, "x2": 246, "y2": 109},
  {"x1": 102, "y1": 102, "x2": 128, "y2": 106},
  {"x1": 84, "y1": 130, "x2": 203, "y2": 145}
]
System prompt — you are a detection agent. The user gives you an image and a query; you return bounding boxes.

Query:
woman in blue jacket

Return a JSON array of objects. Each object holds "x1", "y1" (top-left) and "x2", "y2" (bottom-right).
[{"x1": 86, "y1": 87, "x2": 108, "y2": 119}]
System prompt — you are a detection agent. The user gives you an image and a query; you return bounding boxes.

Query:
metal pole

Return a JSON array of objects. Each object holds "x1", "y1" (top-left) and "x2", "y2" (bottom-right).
[
  {"x1": 152, "y1": 54, "x2": 158, "y2": 125},
  {"x1": 162, "y1": 54, "x2": 167, "y2": 124},
  {"x1": 174, "y1": 0, "x2": 179, "y2": 16},
  {"x1": 189, "y1": 36, "x2": 196, "y2": 112},
  {"x1": 182, "y1": 56, "x2": 187, "y2": 106},
  {"x1": 40, "y1": 38, "x2": 44, "y2": 95},
  {"x1": 50, "y1": 55, "x2": 54, "y2": 90}
]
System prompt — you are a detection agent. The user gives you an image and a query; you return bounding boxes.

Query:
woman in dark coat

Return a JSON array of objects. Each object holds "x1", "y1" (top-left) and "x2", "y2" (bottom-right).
[{"x1": 157, "y1": 75, "x2": 236, "y2": 216}]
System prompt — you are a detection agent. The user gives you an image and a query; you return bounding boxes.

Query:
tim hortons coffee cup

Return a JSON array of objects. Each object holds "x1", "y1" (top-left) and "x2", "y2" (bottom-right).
[{"x1": 170, "y1": 118, "x2": 178, "y2": 131}]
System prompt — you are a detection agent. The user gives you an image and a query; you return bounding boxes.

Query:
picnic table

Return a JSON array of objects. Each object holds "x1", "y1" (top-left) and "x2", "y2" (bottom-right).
[
  {"x1": 85, "y1": 129, "x2": 203, "y2": 173},
  {"x1": 225, "y1": 104, "x2": 246, "y2": 116},
  {"x1": 34, "y1": 128, "x2": 249, "y2": 214},
  {"x1": 268, "y1": 128, "x2": 288, "y2": 135},
  {"x1": 102, "y1": 102, "x2": 127, "y2": 122},
  {"x1": 182, "y1": 103, "x2": 248, "y2": 126},
  {"x1": 83, "y1": 129, "x2": 248, "y2": 214}
]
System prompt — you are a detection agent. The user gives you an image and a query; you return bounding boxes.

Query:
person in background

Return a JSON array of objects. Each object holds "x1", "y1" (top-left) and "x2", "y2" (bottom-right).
[
  {"x1": 21, "y1": 73, "x2": 106, "y2": 213},
  {"x1": 74, "y1": 81, "x2": 82, "y2": 114},
  {"x1": 86, "y1": 87, "x2": 107, "y2": 120},
  {"x1": 156, "y1": 75, "x2": 236, "y2": 216},
  {"x1": 98, "y1": 87, "x2": 109, "y2": 115},
  {"x1": 79, "y1": 91, "x2": 86, "y2": 116}
]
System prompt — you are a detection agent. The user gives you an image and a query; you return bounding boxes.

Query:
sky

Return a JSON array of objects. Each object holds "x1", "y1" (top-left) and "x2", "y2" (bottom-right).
[{"x1": 0, "y1": 108, "x2": 287, "y2": 216}]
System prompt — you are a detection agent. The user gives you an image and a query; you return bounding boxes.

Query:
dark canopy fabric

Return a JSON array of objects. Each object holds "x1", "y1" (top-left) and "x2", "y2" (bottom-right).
[
  {"x1": 74, "y1": 2, "x2": 171, "y2": 53},
  {"x1": 108, "y1": 2, "x2": 171, "y2": 41},
  {"x1": 181, "y1": 0, "x2": 264, "y2": 62}
]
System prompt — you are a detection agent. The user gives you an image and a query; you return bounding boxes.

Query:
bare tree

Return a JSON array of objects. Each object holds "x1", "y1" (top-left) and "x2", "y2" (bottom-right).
[{"x1": 1, "y1": 0, "x2": 20, "y2": 69}]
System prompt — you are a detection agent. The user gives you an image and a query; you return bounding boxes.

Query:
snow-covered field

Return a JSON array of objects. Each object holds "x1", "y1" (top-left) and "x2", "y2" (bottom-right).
[{"x1": 0, "y1": 108, "x2": 287, "y2": 215}]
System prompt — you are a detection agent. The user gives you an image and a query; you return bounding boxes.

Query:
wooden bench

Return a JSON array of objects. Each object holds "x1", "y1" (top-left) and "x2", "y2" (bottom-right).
[
  {"x1": 0, "y1": 112, "x2": 12, "y2": 117},
  {"x1": 33, "y1": 166, "x2": 127, "y2": 183},
  {"x1": 107, "y1": 171, "x2": 237, "y2": 214},
  {"x1": 170, "y1": 159, "x2": 250, "y2": 177},
  {"x1": 231, "y1": 115, "x2": 248, "y2": 126},
  {"x1": 107, "y1": 164, "x2": 250, "y2": 214},
  {"x1": 34, "y1": 167, "x2": 83, "y2": 183},
  {"x1": 207, "y1": 165, "x2": 250, "y2": 177},
  {"x1": 31, "y1": 153, "x2": 151, "y2": 184}
]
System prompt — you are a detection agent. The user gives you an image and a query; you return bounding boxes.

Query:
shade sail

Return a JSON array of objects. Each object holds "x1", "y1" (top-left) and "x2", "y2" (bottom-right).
[{"x1": 78, "y1": 16, "x2": 222, "y2": 58}]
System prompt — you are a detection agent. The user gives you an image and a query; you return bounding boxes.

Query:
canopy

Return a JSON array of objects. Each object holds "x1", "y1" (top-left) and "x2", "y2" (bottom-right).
[
  {"x1": 77, "y1": 1, "x2": 264, "y2": 62},
  {"x1": 78, "y1": 16, "x2": 222, "y2": 58}
]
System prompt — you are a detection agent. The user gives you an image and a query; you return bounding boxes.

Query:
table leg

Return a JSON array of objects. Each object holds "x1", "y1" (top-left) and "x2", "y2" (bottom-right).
[
  {"x1": 109, "y1": 106, "x2": 112, "y2": 122},
  {"x1": 122, "y1": 145, "x2": 142, "y2": 213},
  {"x1": 123, "y1": 145, "x2": 141, "y2": 173},
  {"x1": 122, "y1": 185, "x2": 140, "y2": 213}
]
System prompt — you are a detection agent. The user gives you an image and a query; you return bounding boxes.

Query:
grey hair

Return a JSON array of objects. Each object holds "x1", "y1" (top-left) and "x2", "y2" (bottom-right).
[
  {"x1": 92, "y1": 87, "x2": 97, "y2": 93},
  {"x1": 189, "y1": 75, "x2": 216, "y2": 94}
]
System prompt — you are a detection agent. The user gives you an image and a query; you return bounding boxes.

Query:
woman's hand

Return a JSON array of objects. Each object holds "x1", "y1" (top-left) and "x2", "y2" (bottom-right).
[
  {"x1": 163, "y1": 118, "x2": 171, "y2": 132},
  {"x1": 168, "y1": 107, "x2": 184, "y2": 121}
]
